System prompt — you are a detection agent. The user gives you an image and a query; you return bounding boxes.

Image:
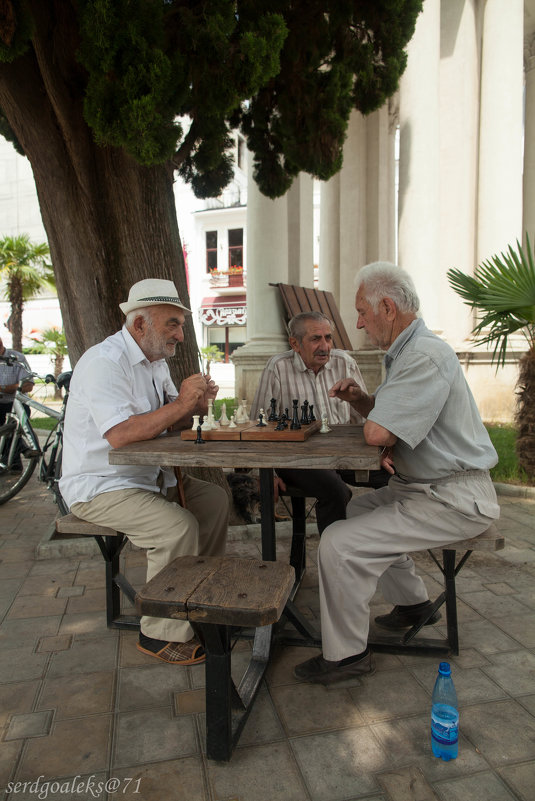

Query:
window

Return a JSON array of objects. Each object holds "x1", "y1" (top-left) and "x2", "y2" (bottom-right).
[
  {"x1": 228, "y1": 228, "x2": 243, "y2": 269},
  {"x1": 206, "y1": 230, "x2": 217, "y2": 273}
]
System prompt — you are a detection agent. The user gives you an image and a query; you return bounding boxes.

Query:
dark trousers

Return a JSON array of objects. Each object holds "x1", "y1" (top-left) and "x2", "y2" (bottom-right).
[{"x1": 276, "y1": 467, "x2": 390, "y2": 534}]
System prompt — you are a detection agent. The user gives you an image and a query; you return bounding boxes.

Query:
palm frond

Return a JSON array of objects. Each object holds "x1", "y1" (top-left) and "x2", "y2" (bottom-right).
[{"x1": 447, "y1": 235, "x2": 535, "y2": 367}]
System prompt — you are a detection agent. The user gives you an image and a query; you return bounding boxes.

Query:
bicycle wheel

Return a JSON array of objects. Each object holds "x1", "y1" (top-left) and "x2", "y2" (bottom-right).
[{"x1": 0, "y1": 433, "x2": 39, "y2": 504}]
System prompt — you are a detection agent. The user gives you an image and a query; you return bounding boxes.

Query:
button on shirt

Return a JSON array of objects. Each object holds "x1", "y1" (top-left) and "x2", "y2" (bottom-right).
[
  {"x1": 250, "y1": 349, "x2": 367, "y2": 424},
  {"x1": 367, "y1": 318, "x2": 498, "y2": 481},
  {"x1": 0, "y1": 348, "x2": 32, "y2": 403},
  {"x1": 60, "y1": 327, "x2": 178, "y2": 508}
]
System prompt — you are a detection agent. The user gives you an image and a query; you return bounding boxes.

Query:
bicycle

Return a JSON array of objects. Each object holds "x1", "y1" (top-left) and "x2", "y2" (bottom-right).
[{"x1": 0, "y1": 354, "x2": 71, "y2": 512}]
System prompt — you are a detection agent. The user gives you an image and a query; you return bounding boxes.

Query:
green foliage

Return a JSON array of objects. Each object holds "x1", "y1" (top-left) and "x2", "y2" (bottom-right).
[
  {"x1": 0, "y1": 0, "x2": 34, "y2": 63},
  {"x1": 213, "y1": 396, "x2": 238, "y2": 419},
  {"x1": 448, "y1": 236, "x2": 535, "y2": 367},
  {"x1": 200, "y1": 345, "x2": 224, "y2": 371},
  {"x1": 1, "y1": 1, "x2": 422, "y2": 198},
  {"x1": 486, "y1": 424, "x2": 531, "y2": 485},
  {"x1": 28, "y1": 327, "x2": 68, "y2": 359},
  {"x1": 0, "y1": 234, "x2": 53, "y2": 299}
]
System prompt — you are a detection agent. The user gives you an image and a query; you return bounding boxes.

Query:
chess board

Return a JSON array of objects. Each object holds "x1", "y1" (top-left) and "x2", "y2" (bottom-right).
[{"x1": 181, "y1": 420, "x2": 322, "y2": 442}]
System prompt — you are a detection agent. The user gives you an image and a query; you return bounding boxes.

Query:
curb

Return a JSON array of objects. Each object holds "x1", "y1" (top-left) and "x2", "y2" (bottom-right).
[{"x1": 494, "y1": 482, "x2": 535, "y2": 499}]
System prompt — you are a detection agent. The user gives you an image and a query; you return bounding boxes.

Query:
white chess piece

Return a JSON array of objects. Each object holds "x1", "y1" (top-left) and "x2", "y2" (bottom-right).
[
  {"x1": 207, "y1": 398, "x2": 216, "y2": 429},
  {"x1": 228, "y1": 414, "x2": 237, "y2": 428},
  {"x1": 191, "y1": 414, "x2": 200, "y2": 431},
  {"x1": 240, "y1": 399, "x2": 249, "y2": 421},
  {"x1": 219, "y1": 402, "x2": 229, "y2": 426},
  {"x1": 320, "y1": 416, "x2": 331, "y2": 433}
]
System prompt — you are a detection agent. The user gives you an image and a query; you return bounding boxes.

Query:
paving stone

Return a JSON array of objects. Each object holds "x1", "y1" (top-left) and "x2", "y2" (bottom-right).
[
  {"x1": 499, "y1": 762, "x2": 535, "y2": 801},
  {"x1": 435, "y1": 770, "x2": 519, "y2": 801},
  {"x1": 37, "y1": 634, "x2": 73, "y2": 653},
  {"x1": 112, "y1": 758, "x2": 206, "y2": 801},
  {"x1": 45, "y1": 636, "x2": 118, "y2": 677},
  {"x1": 0, "y1": 680, "x2": 40, "y2": 728},
  {"x1": 113, "y1": 707, "x2": 198, "y2": 768},
  {"x1": 5, "y1": 709, "x2": 53, "y2": 740},
  {"x1": 36, "y1": 670, "x2": 115, "y2": 718},
  {"x1": 209, "y1": 742, "x2": 309, "y2": 801},
  {"x1": 117, "y1": 663, "x2": 190, "y2": 711},
  {"x1": 16, "y1": 715, "x2": 112, "y2": 780},
  {"x1": 376, "y1": 766, "x2": 438, "y2": 801},
  {"x1": 461, "y1": 700, "x2": 535, "y2": 766},
  {"x1": 482, "y1": 649, "x2": 535, "y2": 695}
]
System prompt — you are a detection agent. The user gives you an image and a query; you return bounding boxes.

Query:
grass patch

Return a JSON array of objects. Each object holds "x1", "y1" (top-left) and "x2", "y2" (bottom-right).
[
  {"x1": 485, "y1": 424, "x2": 531, "y2": 485},
  {"x1": 31, "y1": 416, "x2": 58, "y2": 432}
]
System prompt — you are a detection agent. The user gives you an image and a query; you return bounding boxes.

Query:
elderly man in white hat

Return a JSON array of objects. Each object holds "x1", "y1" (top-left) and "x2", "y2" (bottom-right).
[{"x1": 60, "y1": 278, "x2": 228, "y2": 665}]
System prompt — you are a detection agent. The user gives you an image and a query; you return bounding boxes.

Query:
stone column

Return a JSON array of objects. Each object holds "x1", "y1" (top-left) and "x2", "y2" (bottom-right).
[
  {"x1": 524, "y1": 33, "x2": 535, "y2": 245},
  {"x1": 231, "y1": 161, "x2": 313, "y2": 402},
  {"x1": 477, "y1": 0, "x2": 523, "y2": 264},
  {"x1": 438, "y1": 0, "x2": 480, "y2": 344},
  {"x1": 398, "y1": 0, "x2": 441, "y2": 328}
]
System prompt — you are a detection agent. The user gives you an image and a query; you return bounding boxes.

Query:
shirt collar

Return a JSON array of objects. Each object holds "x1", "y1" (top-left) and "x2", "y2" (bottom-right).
[
  {"x1": 121, "y1": 325, "x2": 152, "y2": 367},
  {"x1": 384, "y1": 318, "x2": 424, "y2": 368}
]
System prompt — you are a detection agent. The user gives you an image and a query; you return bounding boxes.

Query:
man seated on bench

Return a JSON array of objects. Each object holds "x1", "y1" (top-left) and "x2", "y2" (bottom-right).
[
  {"x1": 250, "y1": 310, "x2": 389, "y2": 533},
  {"x1": 60, "y1": 278, "x2": 228, "y2": 665},
  {"x1": 294, "y1": 262, "x2": 500, "y2": 685}
]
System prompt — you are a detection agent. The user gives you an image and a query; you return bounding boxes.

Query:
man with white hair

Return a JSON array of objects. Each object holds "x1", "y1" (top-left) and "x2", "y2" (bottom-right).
[
  {"x1": 60, "y1": 279, "x2": 228, "y2": 665},
  {"x1": 294, "y1": 262, "x2": 500, "y2": 684}
]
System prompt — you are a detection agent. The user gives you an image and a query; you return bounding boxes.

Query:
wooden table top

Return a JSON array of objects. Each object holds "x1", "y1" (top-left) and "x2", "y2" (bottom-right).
[{"x1": 109, "y1": 424, "x2": 381, "y2": 471}]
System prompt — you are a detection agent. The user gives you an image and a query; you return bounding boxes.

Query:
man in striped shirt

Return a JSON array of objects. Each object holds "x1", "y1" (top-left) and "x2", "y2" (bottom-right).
[{"x1": 250, "y1": 311, "x2": 388, "y2": 532}]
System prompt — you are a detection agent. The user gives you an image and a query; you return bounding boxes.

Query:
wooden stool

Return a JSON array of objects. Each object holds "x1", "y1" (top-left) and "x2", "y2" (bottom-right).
[
  {"x1": 136, "y1": 555, "x2": 295, "y2": 761},
  {"x1": 368, "y1": 523, "x2": 505, "y2": 656},
  {"x1": 55, "y1": 513, "x2": 139, "y2": 630}
]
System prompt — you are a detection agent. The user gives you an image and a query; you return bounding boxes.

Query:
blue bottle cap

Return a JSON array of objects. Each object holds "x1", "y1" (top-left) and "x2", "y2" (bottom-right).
[{"x1": 438, "y1": 661, "x2": 451, "y2": 675}]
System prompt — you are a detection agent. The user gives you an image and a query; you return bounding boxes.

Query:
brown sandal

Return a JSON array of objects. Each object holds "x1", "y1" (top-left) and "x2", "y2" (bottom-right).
[{"x1": 137, "y1": 636, "x2": 205, "y2": 665}]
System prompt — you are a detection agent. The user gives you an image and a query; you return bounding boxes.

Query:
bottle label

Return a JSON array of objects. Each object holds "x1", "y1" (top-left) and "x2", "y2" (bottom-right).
[{"x1": 431, "y1": 704, "x2": 458, "y2": 745}]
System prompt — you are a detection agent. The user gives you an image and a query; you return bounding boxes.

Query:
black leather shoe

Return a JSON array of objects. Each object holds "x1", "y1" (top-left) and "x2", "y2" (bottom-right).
[
  {"x1": 293, "y1": 651, "x2": 375, "y2": 685},
  {"x1": 374, "y1": 601, "x2": 441, "y2": 630}
]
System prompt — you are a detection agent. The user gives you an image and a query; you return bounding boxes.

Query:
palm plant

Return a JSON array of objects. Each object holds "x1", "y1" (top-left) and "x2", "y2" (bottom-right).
[
  {"x1": 0, "y1": 234, "x2": 54, "y2": 351},
  {"x1": 447, "y1": 235, "x2": 535, "y2": 476},
  {"x1": 29, "y1": 327, "x2": 69, "y2": 399}
]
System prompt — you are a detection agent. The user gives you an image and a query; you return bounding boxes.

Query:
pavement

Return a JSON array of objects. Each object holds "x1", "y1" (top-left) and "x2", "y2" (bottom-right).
[{"x1": 1, "y1": 473, "x2": 535, "y2": 801}]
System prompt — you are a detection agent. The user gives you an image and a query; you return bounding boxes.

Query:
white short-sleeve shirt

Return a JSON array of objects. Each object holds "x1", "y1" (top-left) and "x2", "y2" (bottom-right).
[{"x1": 60, "y1": 327, "x2": 178, "y2": 507}]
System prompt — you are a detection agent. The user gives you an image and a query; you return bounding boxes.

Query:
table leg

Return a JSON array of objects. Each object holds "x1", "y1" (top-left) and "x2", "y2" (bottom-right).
[{"x1": 259, "y1": 467, "x2": 276, "y2": 561}]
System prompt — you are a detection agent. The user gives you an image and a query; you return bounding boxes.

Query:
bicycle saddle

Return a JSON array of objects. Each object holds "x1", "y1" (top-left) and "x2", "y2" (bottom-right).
[{"x1": 57, "y1": 371, "x2": 72, "y2": 391}]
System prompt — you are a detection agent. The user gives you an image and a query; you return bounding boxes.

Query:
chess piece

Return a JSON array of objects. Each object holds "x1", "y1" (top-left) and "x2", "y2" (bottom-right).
[
  {"x1": 275, "y1": 417, "x2": 286, "y2": 431},
  {"x1": 241, "y1": 399, "x2": 249, "y2": 421},
  {"x1": 219, "y1": 402, "x2": 229, "y2": 426},
  {"x1": 194, "y1": 425, "x2": 205, "y2": 444},
  {"x1": 191, "y1": 414, "x2": 200, "y2": 431},
  {"x1": 268, "y1": 398, "x2": 278, "y2": 422},
  {"x1": 228, "y1": 414, "x2": 237, "y2": 428},
  {"x1": 320, "y1": 416, "x2": 331, "y2": 434},
  {"x1": 309, "y1": 404, "x2": 316, "y2": 422},
  {"x1": 300, "y1": 400, "x2": 310, "y2": 425},
  {"x1": 256, "y1": 411, "x2": 267, "y2": 427},
  {"x1": 235, "y1": 399, "x2": 246, "y2": 424},
  {"x1": 290, "y1": 398, "x2": 301, "y2": 430},
  {"x1": 207, "y1": 398, "x2": 216, "y2": 428}
]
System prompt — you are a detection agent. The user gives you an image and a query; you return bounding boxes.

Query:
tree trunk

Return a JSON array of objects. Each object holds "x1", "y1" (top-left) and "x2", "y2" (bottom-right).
[
  {"x1": 9, "y1": 275, "x2": 23, "y2": 351},
  {"x1": 0, "y1": 2, "x2": 226, "y2": 490}
]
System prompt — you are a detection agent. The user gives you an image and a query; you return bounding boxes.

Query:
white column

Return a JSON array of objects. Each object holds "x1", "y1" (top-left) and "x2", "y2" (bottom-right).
[
  {"x1": 524, "y1": 33, "x2": 535, "y2": 245},
  {"x1": 438, "y1": 0, "x2": 480, "y2": 344},
  {"x1": 398, "y1": 0, "x2": 441, "y2": 328},
  {"x1": 477, "y1": 0, "x2": 524, "y2": 264},
  {"x1": 365, "y1": 102, "x2": 397, "y2": 265},
  {"x1": 287, "y1": 173, "x2": 314, "y2": 286},
  {"x1": 232, "y1": 160, "x2": 313, "y2": 401}
]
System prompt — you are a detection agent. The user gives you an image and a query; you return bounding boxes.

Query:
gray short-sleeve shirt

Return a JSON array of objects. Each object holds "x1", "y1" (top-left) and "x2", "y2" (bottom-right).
[{"x1": 367, "y1": 319, "x2": 498, "y2": 480}]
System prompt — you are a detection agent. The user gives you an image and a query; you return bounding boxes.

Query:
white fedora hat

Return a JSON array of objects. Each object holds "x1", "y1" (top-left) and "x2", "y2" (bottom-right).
[{"x1": 119, "y1": 278, "x2": 191, "y2": 315}]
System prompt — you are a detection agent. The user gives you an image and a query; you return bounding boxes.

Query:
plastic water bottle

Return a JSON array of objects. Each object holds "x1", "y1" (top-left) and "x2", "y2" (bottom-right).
[{"x1": 431, "y1": 661, "x2": 458, "y2": 760}]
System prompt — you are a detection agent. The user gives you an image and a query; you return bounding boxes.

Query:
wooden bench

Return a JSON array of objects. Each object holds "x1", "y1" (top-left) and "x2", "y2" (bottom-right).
[
  {"x1": 368, "y1": 523, "x2": 505, "y2": 656},
  {"x1": 135, "y1": 554, "x2": 295, "y2": 761},
  {"x1": 55, "y1": 513, "x2": 139, "y2": 630}
]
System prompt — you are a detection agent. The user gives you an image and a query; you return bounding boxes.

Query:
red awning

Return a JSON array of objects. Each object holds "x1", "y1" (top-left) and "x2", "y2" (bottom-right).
[{"x1": 200, "y1": 294, "x2": 246, "y2": 309}]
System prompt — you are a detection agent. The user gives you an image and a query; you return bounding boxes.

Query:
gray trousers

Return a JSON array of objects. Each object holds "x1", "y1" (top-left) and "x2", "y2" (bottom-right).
[
  {"x1": 72, "y1": 474, "x2": 228, "y2": 643},
  {"x1": 317, "y1": 471, "x2": 500, "y2": 661}
]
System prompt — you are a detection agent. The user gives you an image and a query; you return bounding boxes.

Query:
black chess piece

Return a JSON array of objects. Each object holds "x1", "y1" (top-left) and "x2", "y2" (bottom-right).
[
  {"x1": 268, "y1": 398, "x2": 278, "y2": 422},
  {"x1": 256, "y1": 412, "x2": 267, "y2": 427},
  {"x1": 194, "y1": 425, "x2": 205, "y2": 444},
  {"x1": 275, "y1": 416, "x2": 286, "y2": 431},
  {"x1": 309, "y1": 404, "x2": 316, "y2": 422},
  {"x1": 290, "y1": 398, "x2": 301, "y2": 430},
  {"x1": 300, "y1": 400, "x2": 310, "y2": 425}
]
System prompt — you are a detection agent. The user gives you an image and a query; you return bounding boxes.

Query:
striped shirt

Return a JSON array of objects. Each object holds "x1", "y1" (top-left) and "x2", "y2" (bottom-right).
[{"x1": 250, "y1": 349, "x2": 367, "y2": 425}]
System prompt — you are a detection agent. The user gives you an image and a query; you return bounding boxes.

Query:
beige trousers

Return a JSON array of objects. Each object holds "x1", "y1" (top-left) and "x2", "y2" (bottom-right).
[
  {"x1": 72, "y1": 474, "x2": 228, "y2": 642},
  {"x1": 318, "y1": 471, "x2": 500, "y2": 661}
]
